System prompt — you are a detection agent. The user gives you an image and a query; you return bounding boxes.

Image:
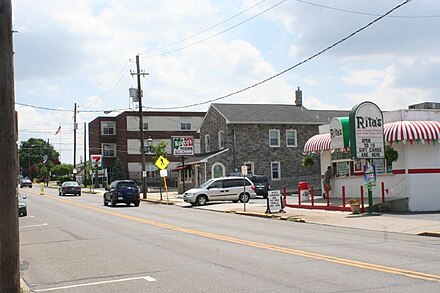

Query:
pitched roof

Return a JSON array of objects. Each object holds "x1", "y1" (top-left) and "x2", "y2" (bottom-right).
[{"x1": 211, "y1": 103, "x2": 349, "y2": 125}]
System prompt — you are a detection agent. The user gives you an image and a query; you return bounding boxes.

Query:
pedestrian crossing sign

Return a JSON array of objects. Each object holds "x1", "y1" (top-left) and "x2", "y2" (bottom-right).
[{"x1": 155, "y1": 156, "x2": 169, "y2": 170}]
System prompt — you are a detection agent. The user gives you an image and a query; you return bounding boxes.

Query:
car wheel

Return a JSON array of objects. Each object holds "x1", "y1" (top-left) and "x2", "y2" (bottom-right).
[
  {"x1": 23, "y1": 210, "x2": 27, "y2": 217},
  {"x1": 239, "y1": 193, "x2": 250, "y2": 203},
  {"x1": 196, "y1": 195, "x2": 208, "y2": 206},
  {"x1": 110, "y1": 197, "x2": 116, "y2": 207},
  {"x1": 126, "y1": 203, "x2": 131, "y2": 206},
  {"x1": 78, "y1": 192, "x2": 81, "y2": 196},
  {"x1": 134, "y1": 201, "x2": 140, "y2": 207},
  {"x1": 263, "y1": 194, "x2": 268, "y2": 199},
  {"x1": 29, "y1": 185, "x2": 32, "y2": 188},
  {"x1": 20, "y1": 186, "x2": 23, "y2": 188},
  {"x1": 103, "y1": 196, "x2": 108, "y2": 206}
]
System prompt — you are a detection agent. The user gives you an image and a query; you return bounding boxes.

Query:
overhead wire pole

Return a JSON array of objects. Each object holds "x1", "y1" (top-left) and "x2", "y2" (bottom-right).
[
  {"x1": 73, "y1": 103, "x2": 77, "y2": 181},
  {"x1": 0, "y1": 0, "x2": 20, "y2": 290},
  {"x1": 131, "y1": 54, "x2": 149, "y2": 199}
]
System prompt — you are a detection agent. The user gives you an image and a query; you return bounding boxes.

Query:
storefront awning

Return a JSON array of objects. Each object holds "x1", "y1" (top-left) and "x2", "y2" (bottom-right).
[
  {"x1": 303, "y1": 133, "x2": 331, "y2": 154},
  {"x1": 384, "y1": 120, "x2": 440, "y2": 144}
]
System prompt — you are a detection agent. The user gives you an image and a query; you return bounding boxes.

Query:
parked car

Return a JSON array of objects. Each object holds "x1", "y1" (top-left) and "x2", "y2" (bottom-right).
[
  {"x1": 103, "y1": 180, "x2": 140, "y2": 207},
  {"x1": 59, "y1": 181, "x2": 81, "y2": 196},
  {"x1": 183, "y1": 176, "x2": 256, "y2": 206},
  {"x1": 20, "y1": 178, "x2": 32, "y2": 188},
  {"x1": 249, "y1": 175, "x2": 271, "y2": 198},
  {"x1": 18, "y1": 193, "x2": 27, "y2": 217}
]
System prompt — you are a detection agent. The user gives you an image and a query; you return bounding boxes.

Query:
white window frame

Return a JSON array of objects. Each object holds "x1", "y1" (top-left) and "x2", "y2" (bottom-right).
[
  {"x1": 101, "y1": 121, "x2": 116, "y2": 135},
  {"x1": 102, "y1": 143, "x2": 116, "y2": 157},
  {"x1": 218, "y1": 131, "x2": 225, "y2": 150},
  {"x1": 286, "y1": 129, "x2": 297, "y2": 147},
  {"x1": 244, "y1": 162, "x2": 254, "y2": 176},
  {"x1": 205, "y1": 134, "x2": 210, "y2": 153},
  {"x1": 143, "y1": 121, "x2": 148, "y2": 131},
  {"x1": 181, "y1": 122, "x2": 191, "y2": 130},
  {"x1": 212, "y1": 162, "x2": 225, "y2": 178},
  {"x1": 271, "y1": 161, "x2": 281, "y2": 181},
  {"x1": 269, "y1": 129, "x2": 280, "y2": 147}
]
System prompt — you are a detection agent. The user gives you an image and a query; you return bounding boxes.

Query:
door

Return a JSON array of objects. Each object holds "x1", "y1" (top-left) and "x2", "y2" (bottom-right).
[{"x1": 207, "y1": 180, "x2": 224, "y2": 201}]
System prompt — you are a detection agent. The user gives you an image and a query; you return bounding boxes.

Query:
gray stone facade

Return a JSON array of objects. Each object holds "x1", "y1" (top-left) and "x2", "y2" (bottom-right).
[{"x1": 200, "y1": 106, "x2": 323, "y2": 192}]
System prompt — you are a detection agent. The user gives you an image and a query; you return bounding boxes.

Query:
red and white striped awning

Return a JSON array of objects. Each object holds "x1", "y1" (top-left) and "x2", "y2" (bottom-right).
[
  {"x1": 384, "y1": 120, "x2": 440, "y2": 144},
  {"x1": 303, "y1": 133, "x2": 331, "y2": 154}
]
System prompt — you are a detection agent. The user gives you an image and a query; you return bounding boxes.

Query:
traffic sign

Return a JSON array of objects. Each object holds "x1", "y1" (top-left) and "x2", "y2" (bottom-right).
[{"x1": 155, "y1": 156, "x2": 169, "y2": 170}]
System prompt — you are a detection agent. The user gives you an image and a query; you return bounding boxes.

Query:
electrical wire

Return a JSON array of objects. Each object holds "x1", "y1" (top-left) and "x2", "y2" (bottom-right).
[
  {"x1": 296, "y1": 0, "x2": 439, "y2": 19},
  {"x1": 144, "y1": 0, "x2": 413, "y2": 110},
  {"x1": 143, "y1": 0, "x2": 269, "y2": 55},
  {"x1": 143, "y1": 0, "x2": 288, "y2": 58}
]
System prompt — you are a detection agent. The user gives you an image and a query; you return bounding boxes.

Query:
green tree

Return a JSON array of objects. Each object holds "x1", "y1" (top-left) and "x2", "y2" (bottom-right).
[
  {"x1": 18, "y1": 138, "x2": 60, "y2": 179},
  {"x1": 151, "y1": 140, "x2": 168, "y2": 163},
  {"x1": 51, "y1": 163, "x2": 74, "y2": 179},
  {"x1": 111, "y1": 157, "x2": 126, "y2": 182}
]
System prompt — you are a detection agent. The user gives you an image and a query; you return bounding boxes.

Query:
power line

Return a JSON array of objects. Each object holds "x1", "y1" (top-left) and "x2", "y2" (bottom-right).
[
  {"x1": 143, "y1": 0, "x2": 269, "y2": 55},
  {"x1": 144, "y1": 0, "x2": 413, "y2": 110},
  {"x1": 297, "y1": 0, "x2": 439, "y2": 19},
  {"x1": 143, "y1": 0, "x2": 288, "y2": 58}
]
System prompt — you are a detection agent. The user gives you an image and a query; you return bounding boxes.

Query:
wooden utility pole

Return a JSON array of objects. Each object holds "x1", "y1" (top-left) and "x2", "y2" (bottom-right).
[
  {"x1": 73, "y1": 103, "x2": 77, "y2": 180},
  {"x1": 131, "y1": 55, "x2": 148, "y2": 198},
  {"x1": 0, "y1": 0, "x2": 20, "y2": 291},
  {"x1": 84, "y1": 122, "x2": 87, "y2": 183}
]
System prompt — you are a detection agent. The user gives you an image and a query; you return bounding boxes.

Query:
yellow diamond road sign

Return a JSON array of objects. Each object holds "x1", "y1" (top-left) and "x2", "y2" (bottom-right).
[{"x1": 155, "y1": 156, "x2": 169, "y2": 170}]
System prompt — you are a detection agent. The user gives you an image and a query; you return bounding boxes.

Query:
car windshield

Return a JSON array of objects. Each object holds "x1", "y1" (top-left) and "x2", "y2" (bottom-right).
[
  {"x1": 63, "y1": 182, "x2": 79, "y2": 187},
  {"x1": 199, "y1": 179, "x2": 215, "y2": 189},
  {"x1": 252, "y1": 176, "x2": 268, "y2": 183},
  {"x1": 118, "y1": 182, "x2": 137, "y2": 189}
]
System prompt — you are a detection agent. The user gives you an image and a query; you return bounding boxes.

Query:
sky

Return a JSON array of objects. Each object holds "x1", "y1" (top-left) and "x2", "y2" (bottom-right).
[{"x1": 12, "y1": 0, "x2": 440, "y2": 164}]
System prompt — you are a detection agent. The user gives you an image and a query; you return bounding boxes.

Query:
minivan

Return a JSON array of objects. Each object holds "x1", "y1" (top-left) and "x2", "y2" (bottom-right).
[{"x1": 183, "y1": 177, "x2": 256, "y2": 206}]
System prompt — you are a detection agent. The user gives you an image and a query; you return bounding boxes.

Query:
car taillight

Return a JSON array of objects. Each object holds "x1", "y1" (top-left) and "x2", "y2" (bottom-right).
[{"x1": 251, "y1": 185, "x2": 256, "y2": 191}]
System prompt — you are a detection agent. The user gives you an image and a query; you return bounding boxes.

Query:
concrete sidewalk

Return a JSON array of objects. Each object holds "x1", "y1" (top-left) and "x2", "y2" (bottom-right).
[{"x1": 84, "y1": 188, "x2": 440, "y2": 237}]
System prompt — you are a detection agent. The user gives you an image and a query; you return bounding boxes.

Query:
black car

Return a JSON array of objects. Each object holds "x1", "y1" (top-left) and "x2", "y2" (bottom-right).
[
  {"x1": 59, "y1": 181, "x2": 81, "y2": 196},
  {"x1": 249, "y1": 175, "x2": 271, "y2": 198},
  {"x1": 20, "y1": 178, "x2": 32, "y2": 188},
  {"x1": 103, "y1": 180, "x2": 140, "y2": 207}
]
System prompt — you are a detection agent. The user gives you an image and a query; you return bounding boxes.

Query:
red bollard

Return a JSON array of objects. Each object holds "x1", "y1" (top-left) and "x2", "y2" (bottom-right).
[
  {"x1": 342, "y1": 186, "x2": 346, "y2": 208},
  {"x1": 311, "y1": 185, "x2": 314, "y2": 206},
  {"x1": 326, "y1": 188, "x2": 330, "y2": 207},
  {"x1": 283, "y1": 183, "x2": 287, "y2": 206},
  {"x1": 298, "y1": 183, "x2": 301, "y2": 205},
  {"x1": 360, "y1": 185, "x2": 365, "y2": 213},
  {"x1": 381, "y1": 182, "x2": 385, "y2": 203}
]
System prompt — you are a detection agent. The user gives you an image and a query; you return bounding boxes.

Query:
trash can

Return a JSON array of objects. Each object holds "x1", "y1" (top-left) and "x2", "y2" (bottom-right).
[{"x1": 298, "y1": 182, "x2": 309, "y2": 201}]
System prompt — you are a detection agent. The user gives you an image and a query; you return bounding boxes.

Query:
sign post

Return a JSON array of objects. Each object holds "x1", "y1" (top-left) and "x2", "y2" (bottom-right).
[
  {"x1": 349, "y1": 101, "x2": 384, "y2": 213},
  {"x1": 172, "y1": 137, "x2": 194, "y2": 193},
  {"x1": 241, "y1": 166, "x2": 247, "y2": 212},
  {"x1": 155, "y1": 156, "x2": 170, "y2": 203}
]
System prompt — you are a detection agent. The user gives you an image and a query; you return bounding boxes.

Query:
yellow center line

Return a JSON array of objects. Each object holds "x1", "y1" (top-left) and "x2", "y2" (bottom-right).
[{"x1": 41, "y1": 193, "x2": 440, "y2": 283}]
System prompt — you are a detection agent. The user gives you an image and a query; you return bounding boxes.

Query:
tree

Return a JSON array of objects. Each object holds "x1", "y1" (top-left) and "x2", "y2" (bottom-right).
[
  {"x1": 51, "y1": 163, "x2": 74, "y2": 178},
  {"x1": 151, "y1": 140, "x2": 168, "y2": 163},
  {"x1": 18, "y1": 138, "x2": 60, "y2": 179},
  {"x1": 111, "y1": 157, "x2": 126, "y2": 182}
]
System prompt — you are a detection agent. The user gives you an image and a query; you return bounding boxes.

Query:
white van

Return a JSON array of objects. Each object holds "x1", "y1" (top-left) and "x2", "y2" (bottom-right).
[{"x1": 183, "y1": 177, "x2": 257, "y2": 206}]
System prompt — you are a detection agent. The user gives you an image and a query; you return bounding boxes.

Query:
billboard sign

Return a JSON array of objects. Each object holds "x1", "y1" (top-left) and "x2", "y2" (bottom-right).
[
  {"x1": 349, "y1": 101, "x2": 384, "y2": 159},
  {"x1": 330, "y1": 117, "x2": 349, "y2": 150},
  {"x1": 172, "y1": 137, "x2": 194, "y2": 155}
]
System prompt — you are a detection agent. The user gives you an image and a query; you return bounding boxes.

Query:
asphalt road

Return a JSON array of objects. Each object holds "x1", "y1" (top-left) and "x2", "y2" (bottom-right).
[{"x1": 19, "y1": 187, "x2": 440, "y2": 292}]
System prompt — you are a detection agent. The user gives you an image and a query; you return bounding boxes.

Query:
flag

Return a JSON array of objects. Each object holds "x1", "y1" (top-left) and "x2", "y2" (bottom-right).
[{"x1": 55, "y1": 126, "x2": 61, "y2": 135}]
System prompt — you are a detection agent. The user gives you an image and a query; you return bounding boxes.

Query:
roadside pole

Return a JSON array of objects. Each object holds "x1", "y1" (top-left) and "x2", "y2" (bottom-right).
[
  {"x1": 241, "y1": 166, "x2": 247, "y2": 212},
  {"x1": 0, "y1": 0, "x2": 20, "y2": 290}
]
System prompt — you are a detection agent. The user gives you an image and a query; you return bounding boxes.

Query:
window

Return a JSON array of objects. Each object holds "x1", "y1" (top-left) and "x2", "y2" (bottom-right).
[
  {"x1": 102, "y1": 143, "x2": 116, "y2": 157},
  {"x1": 244, "y1": 162, "x2": 254, "y2": 175},
  {"x1": 143, "y1": 122, "x2": 148, "y2": 131},
  {"x1": 181, "y1": 122, "x2": 191, "y2": 130},
  {"x1": 271, "y1": 161, "x2": 281, "y2": 180},
  {"x1": 212, "y1": 162, "x2": 225, "y2": 178},
  {"x1": 269, "y1": 129, "x2": 280, "y2": 147},
  {"x1": 286, "y1": 130, "x2": 297, "y2": 147},
  {"x1": 205, "y1": 134, "x2": 210, "y2": 152},
  {"x1": 218, "y1": 131, "x2": 225, "y2": 149},
  {"x1": 101, "y1": 121, "x2": 115, "y2": 135}
]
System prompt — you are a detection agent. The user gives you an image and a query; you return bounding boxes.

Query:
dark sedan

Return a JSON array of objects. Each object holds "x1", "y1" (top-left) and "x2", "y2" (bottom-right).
[
  {"x1": 20, "y1": 178, "x2": 32, "y2": 188},
  {"x1": 59, "y1": 181, "x2": 81, "y2": 196}
]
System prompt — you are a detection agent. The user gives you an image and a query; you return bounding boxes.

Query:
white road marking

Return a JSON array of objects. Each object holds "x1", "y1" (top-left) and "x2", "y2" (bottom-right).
[
  {"x1": 20, "y1": 223, "x2": 48, "y2": 228},
  {"x1": 34, "y1": 276, "x2": 156, "y2": 292}
]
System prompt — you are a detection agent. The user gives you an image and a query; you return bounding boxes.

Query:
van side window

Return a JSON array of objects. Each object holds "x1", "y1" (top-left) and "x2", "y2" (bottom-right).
[{"x1": 209, "y1": 181, "x2": 223, "y2": 188}]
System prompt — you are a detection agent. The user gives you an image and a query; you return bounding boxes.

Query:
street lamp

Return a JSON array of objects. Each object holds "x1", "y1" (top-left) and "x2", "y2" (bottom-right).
[
  {"x1": 73, "y1": 168, "x2": 77, "y2": 182},
  {"x1": 146, "y1": 137, "x2": 153, "y2": 154}
]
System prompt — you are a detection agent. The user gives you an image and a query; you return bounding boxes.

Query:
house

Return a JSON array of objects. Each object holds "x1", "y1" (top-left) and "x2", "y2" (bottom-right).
[
  {"x1": 176, "y1": 88, "x2": 349, "y2": 192},
  {"x1": 88, "y1": 110, "x2": 205, "y2": 186}
]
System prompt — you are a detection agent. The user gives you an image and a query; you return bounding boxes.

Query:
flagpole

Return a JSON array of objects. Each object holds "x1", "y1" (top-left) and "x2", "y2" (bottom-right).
[{"x1": 59, "y1": 124, "x2": 61, "y2": 162}]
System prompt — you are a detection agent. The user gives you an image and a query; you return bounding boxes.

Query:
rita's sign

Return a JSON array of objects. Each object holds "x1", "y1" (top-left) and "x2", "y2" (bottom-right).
[{"x1": 349, "y1": 101, "x2": 385, "y2": 159}]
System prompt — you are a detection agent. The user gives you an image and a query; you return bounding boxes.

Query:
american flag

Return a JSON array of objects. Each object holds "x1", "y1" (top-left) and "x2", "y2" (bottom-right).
[{"x1": 55, "y1": 126, "x2": 61, "y2": 135}]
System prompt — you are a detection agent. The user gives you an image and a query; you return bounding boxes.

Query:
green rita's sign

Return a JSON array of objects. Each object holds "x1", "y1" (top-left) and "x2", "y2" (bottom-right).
[{"x1": 349, "y1": 101, "x2": 385, "y2": 159}]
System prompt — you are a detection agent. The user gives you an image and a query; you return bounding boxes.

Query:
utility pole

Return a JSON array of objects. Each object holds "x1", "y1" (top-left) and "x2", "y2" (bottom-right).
[
  {"x1": 0, "y1": 0, "x2": 20, "y2": 291},
  {"x1": 73, "y1": 103, "x2": 77, "y2": 181},
  {"x1": 131, "y1": 54, "x2": 149, "y2": 199},
  {"x1": 84, "y1": 122, "x2": 87, "y2": 184}
]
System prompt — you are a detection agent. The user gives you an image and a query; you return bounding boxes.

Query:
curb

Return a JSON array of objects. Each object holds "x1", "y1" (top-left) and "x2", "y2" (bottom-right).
[{"x1": 418, "y1": 231, "x2": 440, "y2": 238}]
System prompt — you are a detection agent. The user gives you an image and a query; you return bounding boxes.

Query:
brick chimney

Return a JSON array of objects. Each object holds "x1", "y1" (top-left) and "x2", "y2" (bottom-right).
[{"x1": 295, "y1": 87, "x2": 302, "y2": 106}]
